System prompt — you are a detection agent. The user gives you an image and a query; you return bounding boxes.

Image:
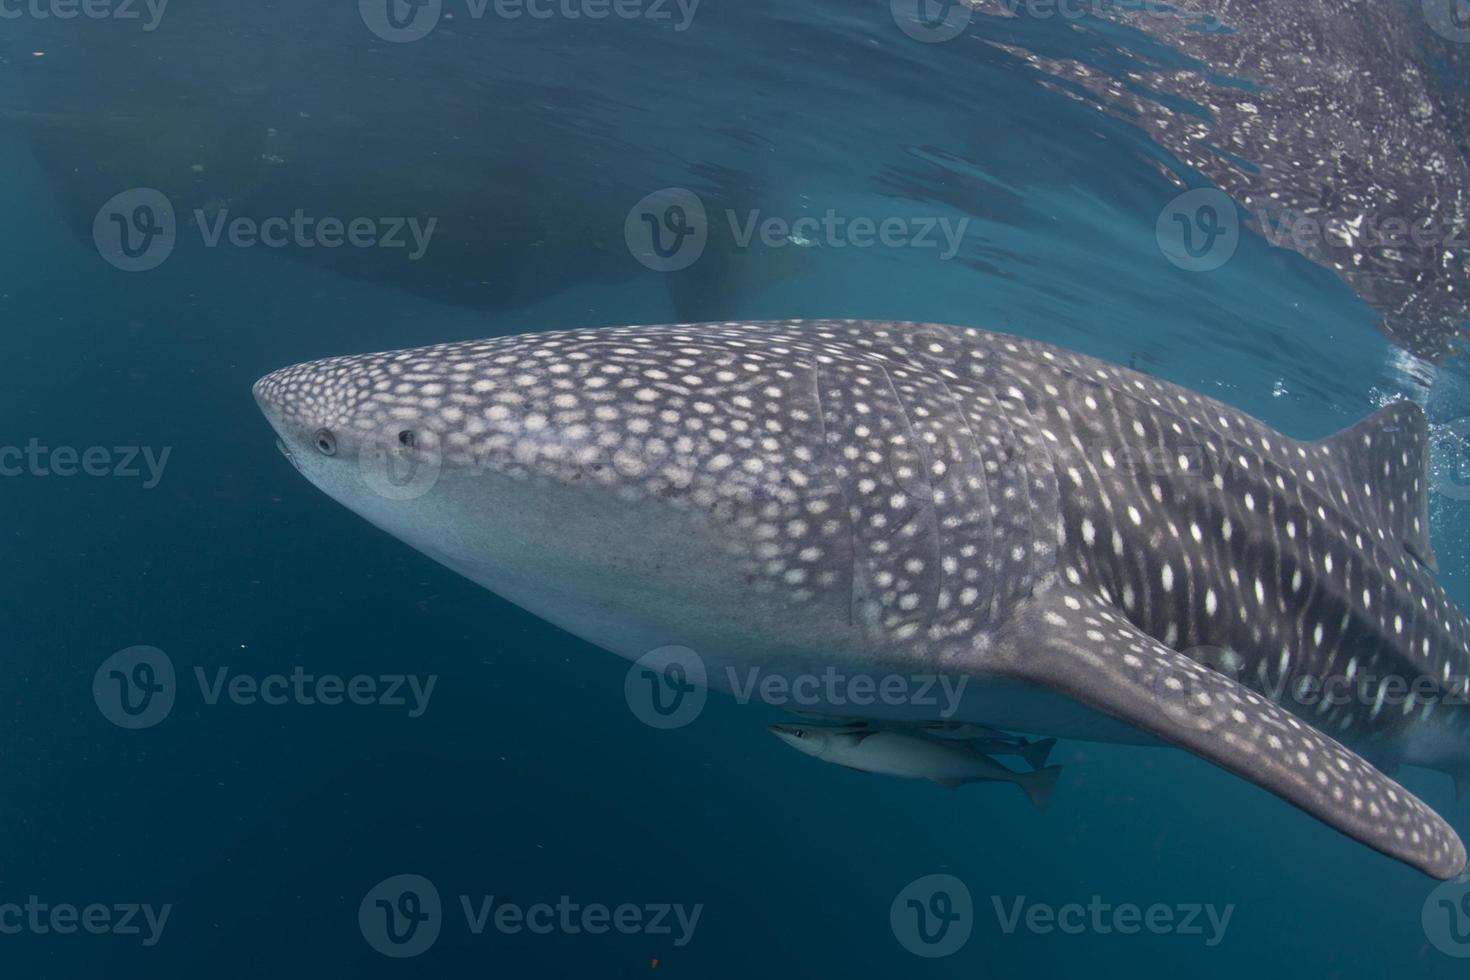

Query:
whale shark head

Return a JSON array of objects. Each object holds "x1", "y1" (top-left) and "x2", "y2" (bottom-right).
[{"x1": 252, "y1": 324, "x2": 887, "y2": 669}]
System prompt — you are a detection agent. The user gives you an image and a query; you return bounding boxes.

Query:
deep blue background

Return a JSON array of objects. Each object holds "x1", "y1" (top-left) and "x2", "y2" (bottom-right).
[{"x1": 2, "y1": 1, "x2": 1469, "y2": 976}]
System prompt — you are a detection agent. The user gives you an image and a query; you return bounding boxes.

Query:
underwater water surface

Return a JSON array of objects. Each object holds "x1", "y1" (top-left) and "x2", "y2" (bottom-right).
[{"x1": 3, "y1": 0, "x2": 1470, "y2": 977}]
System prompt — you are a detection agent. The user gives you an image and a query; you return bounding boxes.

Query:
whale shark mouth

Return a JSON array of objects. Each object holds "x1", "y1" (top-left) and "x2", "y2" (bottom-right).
[{"x1": 274, "y1": 438, "x2": 302, "y2": 473}]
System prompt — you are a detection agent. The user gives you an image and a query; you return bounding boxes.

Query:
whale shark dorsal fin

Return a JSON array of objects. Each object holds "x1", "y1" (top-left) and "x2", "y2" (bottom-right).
[
  {"x1": 1316, "y1": 401, "x2": 1438, "y2": 572},
  {"x1": 992, "y1": 587, "x2": 1466, "y2": 879}
]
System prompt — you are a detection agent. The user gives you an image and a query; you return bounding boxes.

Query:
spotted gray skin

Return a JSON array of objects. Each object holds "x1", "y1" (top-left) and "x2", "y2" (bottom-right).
[{"x1": 255, "y1": 319, "x2": 1469, "y2": 878}]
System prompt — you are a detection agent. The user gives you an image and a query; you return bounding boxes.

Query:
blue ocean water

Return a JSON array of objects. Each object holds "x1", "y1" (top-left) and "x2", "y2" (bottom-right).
[{"x1": 4, "y1": 0, "x2": 1470, "y2": 976}]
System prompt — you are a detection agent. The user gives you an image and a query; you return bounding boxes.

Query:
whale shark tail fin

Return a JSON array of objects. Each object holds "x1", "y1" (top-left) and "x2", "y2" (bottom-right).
[
  {"x1": 1316, "y1": 401, "x2": 1438, "y2": 572},
  {"x1": 1019, "y1": 765, "x2": 1063, "y2": 813},
  {"x1": 1022, "y1": 738, "x2": 1058, "y2": 772}
]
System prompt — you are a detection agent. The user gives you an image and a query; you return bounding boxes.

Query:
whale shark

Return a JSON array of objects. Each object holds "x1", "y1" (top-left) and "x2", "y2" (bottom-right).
[
  {"x1": 6, "y1": 104, "x2": 756, "y2": 323},
  {"x1": 254, "y1": 319, "x2": 1470, "y2": 878}
]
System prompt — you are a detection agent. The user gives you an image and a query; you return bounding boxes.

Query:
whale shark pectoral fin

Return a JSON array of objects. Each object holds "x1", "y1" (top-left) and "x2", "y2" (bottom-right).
[{"x1": 991, "y1": 588, "x2": 1467, "y2": 880}]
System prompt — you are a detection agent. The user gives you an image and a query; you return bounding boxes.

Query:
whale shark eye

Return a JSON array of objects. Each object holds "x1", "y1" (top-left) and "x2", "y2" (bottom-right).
[
  {"x1": 398, "y1": 429, "x2": 416, "y2": 448},
  {"x1": 314, "y1": 429, "x2": 338, "y2": 456}
]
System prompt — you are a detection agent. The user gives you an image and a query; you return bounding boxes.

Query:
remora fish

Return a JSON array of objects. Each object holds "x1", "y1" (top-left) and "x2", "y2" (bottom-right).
[
  {"x1": 768, "y1": 723, "x2": 1061, "y2": 808},
  {"x1": 843, "y1": 720, "x2": 1056, "y2": 769},
  {"x1": 254, "y1": 319, "x2": 1470, "y2": 878},
  {"x1": 915, "y1": 721, "x2": 1021, "y2": 742}
]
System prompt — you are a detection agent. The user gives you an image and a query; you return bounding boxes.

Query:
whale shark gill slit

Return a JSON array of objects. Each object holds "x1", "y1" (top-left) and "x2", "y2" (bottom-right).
[{"x1": 813, "y1": 356, "x2": 946, "y2": 642}]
